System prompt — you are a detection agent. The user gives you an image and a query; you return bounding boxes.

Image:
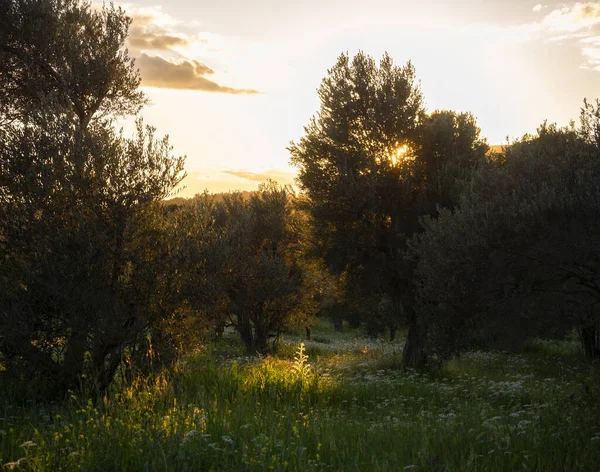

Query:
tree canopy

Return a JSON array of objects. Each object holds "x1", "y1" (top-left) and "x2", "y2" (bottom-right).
[
  {"x1": 289, "y1": 51, "x2": 487, "y2": 366},
  {"x1": 411, "y1": 107, "x2": 600, "y2": 360},
  {"x1": 0, "y1": 0, "x2": 145, "y2": 128},
  {"x1": 0, "y1": 0, "x2": 185, "y2": 395}
]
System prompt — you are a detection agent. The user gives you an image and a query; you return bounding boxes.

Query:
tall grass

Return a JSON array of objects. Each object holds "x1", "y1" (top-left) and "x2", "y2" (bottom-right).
[{"x1": 1, "y1": 328, "x2": 599, "y2": 471}]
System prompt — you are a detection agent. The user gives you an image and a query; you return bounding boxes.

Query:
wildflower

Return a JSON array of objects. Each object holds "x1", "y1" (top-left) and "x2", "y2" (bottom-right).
[
  {"x1": 181, "y1": 429, "x2": 198, "y2": 446},
  {"x1": 3, "y1": 458, "x2": 26, "y2": 470}
]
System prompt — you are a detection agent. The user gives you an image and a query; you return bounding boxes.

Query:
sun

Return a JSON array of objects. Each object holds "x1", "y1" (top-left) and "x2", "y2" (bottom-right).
[{"x1": 390, "y1": 143, "x2": 410, "y2": 165}]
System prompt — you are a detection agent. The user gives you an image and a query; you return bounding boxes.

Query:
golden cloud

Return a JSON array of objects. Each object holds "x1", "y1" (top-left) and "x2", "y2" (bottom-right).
[
  {"x1": 542, "y1": 3, "x2": 600, "y2": 32},
  {"x1": 578, "y1": 2, "x2": 600, "y2": 19},
  {"x1": 128, "y1": 33, "x2": 188, "y2": 51},
  {"x1": 124, "y1": 8, "x2": 261, "y2": 93},
  {"x1": 137, "y1": 54, "x2": 260, "y2": 94},
  {"x1": 127, "y1": 12, "x2": 189, "y2": 53},
  {"x1": 221, "y1": 170, "x2": 297, "y2": 184}
]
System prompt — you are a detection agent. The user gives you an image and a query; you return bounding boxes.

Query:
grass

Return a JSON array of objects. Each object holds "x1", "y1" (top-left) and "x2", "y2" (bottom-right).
[{"x1": 1, "y1": 322, "x2": 599, "y2": 471}]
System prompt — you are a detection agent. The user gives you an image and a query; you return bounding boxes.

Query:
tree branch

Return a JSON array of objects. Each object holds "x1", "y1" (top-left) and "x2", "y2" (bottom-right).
[{"x1": 1, "y1": 45, "x2": 89, "y2": 127}]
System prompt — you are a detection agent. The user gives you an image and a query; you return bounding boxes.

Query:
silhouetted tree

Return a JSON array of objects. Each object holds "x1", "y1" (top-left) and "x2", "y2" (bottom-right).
[
  {"x1": 0, "y1": 0, "x2": 185, "y2": 396},
  {"x1": 289, "y1": 51, "x2": 487, "y2": 367},
  {"x1": 0, "y1": 0, "x2": 145, "y2": 128},
  {"x1": 412, "y1": 104, "x2": 600, "y2": 360}
]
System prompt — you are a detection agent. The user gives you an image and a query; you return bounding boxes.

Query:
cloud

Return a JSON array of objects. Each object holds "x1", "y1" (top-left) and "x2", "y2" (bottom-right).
[
  {"x1": 580, "y1": 35, "x2": 600, "y2": 69},
  {"x1": 137, "y1": 54, "x2": 260, "y2": 94},
  {"x1": 581, "y1": 34, "x2": 600, "y2": 43},
  {"x1": 124, "y1": 6, "x2": 181, "y2": 28},
  {"x1": 541, "y1": 2, "x2": 600, "y2": 33},
  {"x1": 547, "y1": 32, "x2": 590, "y2": 41},
  {"x1": 578, "y1": 2, "x2": 600, "y2": 19},
  {"x1": 525, "y1": 2, "x2": 600, "y2": 71},
  {"x1": 128, "y1": 33, "x2": 188, "y2": 51},
  {"x1": 533, "y1": 4, "x2": 547, "y2": 12},
  {"x1": 120, "y1": 6, "x2": 260, "y2": 93},
  {"x1": 126, "y1": 11, "x2": 190, "y2": 54},
  {"x1": 221, "y1": 169, "x2": 297, "y2": 185}
]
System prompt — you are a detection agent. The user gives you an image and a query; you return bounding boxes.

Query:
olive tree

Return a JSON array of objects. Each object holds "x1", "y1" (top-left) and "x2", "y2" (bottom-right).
[
  {"x1": 289, "y1": 51, "x2": 487, "y2": 366},
  {"x1": 206, "y1": 182, "x2": 318, "y2": 354},
  {"x1": 412, "y1": 106, "x2": 600, "y2": 361},
  {"x1": 0, "y1": 0, "x2": 185, "y2": 395}
]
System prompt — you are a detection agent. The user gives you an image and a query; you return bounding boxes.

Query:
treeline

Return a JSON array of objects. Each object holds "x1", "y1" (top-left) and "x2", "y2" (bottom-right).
[{"x1": 1, "y1": 0, "x2": 599, "y2": 399}]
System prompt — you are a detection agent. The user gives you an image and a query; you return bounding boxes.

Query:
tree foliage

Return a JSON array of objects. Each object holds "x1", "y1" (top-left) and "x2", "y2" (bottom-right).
[
  {"x1": 168, "y1": 183, "x2": 321, "y2": 355},
  {"x1": 0, "y1": 0, "x2": 145, "y2": 128},
  {"x1": 289, "y1": 51, "x2": 487, "y2": 366},
  {"x1": 411, "y1": 107, "x2": 600, "y2": 360},
  {"x1": 0, "y1": 0, "x2": 185, "y2": 395}
]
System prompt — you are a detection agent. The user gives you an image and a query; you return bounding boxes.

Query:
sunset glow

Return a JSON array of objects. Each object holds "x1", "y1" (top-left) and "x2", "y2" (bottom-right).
[
  {"x1": 116, "y1": 0, "x2": 600, "y2": 195},
  {"x1": 391, "y1": 144, "x2": 410, "y2": 165}
]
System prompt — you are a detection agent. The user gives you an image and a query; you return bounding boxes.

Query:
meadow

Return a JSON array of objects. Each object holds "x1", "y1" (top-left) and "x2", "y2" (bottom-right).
[{"x1": 1, "y1": 321, "x2": 599, "y2": 471}]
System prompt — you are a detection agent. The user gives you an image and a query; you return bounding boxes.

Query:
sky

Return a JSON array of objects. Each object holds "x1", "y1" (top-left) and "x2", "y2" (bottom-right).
[{"x1": 116, "y1": 0, "x2": 600, "y2": 196}]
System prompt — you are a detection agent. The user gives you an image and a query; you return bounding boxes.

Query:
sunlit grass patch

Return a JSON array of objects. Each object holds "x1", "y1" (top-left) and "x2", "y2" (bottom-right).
[{"x1": 1, "y1": 335, "x2": 599, "y2": 471}]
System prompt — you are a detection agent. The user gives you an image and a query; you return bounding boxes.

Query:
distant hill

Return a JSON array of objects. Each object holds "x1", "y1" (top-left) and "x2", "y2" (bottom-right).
[
  {"x1": 488, "y1": 145, "x2": 504, "y2": 155},
  {"x1": 163, "y1": 191, "x2": 253, "y2": 205}
]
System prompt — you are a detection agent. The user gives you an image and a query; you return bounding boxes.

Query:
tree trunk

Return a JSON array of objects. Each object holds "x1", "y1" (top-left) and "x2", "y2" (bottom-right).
[
  {"x1": 305, "y1": 325, "x2": 311, "y2": 341},
  {"x1": 111, "y1": 222, "x2": 126, "y2": 293},
  {"x1": 60, "y1": 326, "x2": 87, "y2": 393},
  {"x1": 96, "y1": 350, "x2": 122, "y2": 397},
  {"x1": 580, "y1": 322, "x2": 600, "y2": 361},
  {"x1": 254, "y1": 323, "x2": 269, "y2": 354},
  {"x1": 402, "y1": 309, "x2": 427, "y2": 368},
  {"x1": 237, "y1": 318, "x2": 254, "y2": 353},
  {"x1": 389, "y1": 325, "x2": 397, "y2": 342},
  {"x1": 90, "y1": 342, "x2": 123, "y2": 399}
]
